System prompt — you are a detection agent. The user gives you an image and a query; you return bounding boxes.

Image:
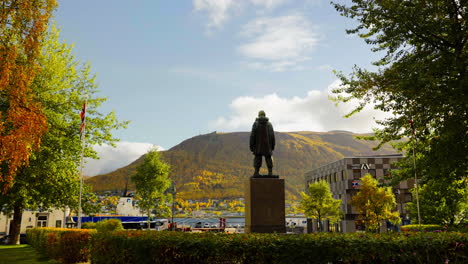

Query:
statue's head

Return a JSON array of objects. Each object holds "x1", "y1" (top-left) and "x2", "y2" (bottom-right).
[{"x1": 258, "y1": 110, "x2": 266, "y2": 117}]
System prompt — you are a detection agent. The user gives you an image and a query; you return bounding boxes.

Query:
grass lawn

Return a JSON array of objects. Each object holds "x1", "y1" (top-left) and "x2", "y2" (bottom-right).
[{"x1": 0, "y1": 245, "x2": 59, "y2": 264}]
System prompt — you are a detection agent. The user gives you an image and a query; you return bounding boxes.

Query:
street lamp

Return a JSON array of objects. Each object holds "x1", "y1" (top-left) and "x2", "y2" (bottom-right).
[
  {"x1": 170, "y1": 183, "x2": 176, "y2": 231},
  {"x1": 394, "y1": 189, "x2": 402, "y2": 229}
]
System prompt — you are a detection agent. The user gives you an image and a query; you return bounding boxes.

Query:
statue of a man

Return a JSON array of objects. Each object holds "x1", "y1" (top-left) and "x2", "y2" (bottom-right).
[{"x1": 250, "y1": 110, "x2": 275, "y2": 177}]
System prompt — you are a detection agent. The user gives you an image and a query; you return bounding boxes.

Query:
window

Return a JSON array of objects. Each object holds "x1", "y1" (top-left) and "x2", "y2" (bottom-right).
[
  {"x1": 368, "y1": 169, "x2": 376, "y2": 177},
  {"x1": 341, "y1": 170, "x2": 346, "y2": 181},
  {"x1": 37, "y1": 215, "x2": 47, "y2": 228},
  {"x1": 353, "y1": 169, "x2": 361, "y2": 179},
  {"x1": 334, "y1": 172, "x2": 338, "y2": 182},
  {"x1": 55, "y1": 220, "x2": 62, "y2": 228}
]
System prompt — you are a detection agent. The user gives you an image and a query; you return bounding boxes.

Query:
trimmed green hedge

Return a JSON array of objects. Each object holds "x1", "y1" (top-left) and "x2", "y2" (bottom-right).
[
  {"x1": 27, "y1": 228, "x2": 95, "y2": 264},
  {"x1": 90, "y1": 231, "x2": 468, "y2": 264},
  {"x1": 81, "y1": 222, "x2": 97, "y2": 229},
  {"x1": 401, "y1": 224, "x2": 443, "y2": 232}
]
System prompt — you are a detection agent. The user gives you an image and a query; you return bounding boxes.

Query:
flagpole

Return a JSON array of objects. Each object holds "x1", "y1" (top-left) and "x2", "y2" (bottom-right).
[
  {"x1": 410, "y1": 119, "x2": 422, "y2": 226},
  {"x1": 78, "y1": 101, "x2": 87, "y2": 229}
]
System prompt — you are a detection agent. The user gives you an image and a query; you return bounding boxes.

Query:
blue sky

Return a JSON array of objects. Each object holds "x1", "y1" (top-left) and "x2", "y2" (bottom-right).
[{"x1": 54, "y1": 0, "x2": 389, "y2": 175}]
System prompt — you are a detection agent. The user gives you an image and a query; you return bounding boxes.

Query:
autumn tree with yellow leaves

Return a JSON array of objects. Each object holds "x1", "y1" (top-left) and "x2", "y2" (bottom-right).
[
  {"x1": 300, "y1": 180, "x2": 342, "y2": 232},
  {"x1": 351, "y1": 174, "x2": 400, "y2": 232}
]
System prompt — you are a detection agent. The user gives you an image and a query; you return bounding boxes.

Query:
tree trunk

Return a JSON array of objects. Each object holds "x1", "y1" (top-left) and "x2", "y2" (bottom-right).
[
  {"x1": 8, "y1": 205, "x2": 23, "y2": 245},
  {"x1": 147, "y1": 209, "x2": 151, "y2": 230},
  {"x1": 318, "y1": 213, "x2": 322, "y2": 232}
]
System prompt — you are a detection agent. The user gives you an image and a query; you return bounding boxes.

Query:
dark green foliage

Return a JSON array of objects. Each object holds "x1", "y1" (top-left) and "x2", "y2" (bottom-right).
[
  {"x1": 90, "y1": 231, "x2": 468, "y2": 264},
  {"x1": 95, "y1": 219, "x2": 123, "y2": 233},
  {"x1": 406, "y1": 179, "x2": 468, "y2": 225}
]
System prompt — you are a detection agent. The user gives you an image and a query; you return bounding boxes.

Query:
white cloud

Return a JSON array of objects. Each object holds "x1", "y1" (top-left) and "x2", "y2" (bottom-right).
[
  {"x1": 238, "y1": 15, "x2": 319, "y2": 71},
  {"x1": 84, "y1": 141, "x2": 163, "y2": 177},
  {"x1": 317, "y1": 64, "x2": 333, "y2": 72},
  {"x1": 211, "y1": 80, "x2": 393, "y2": 132},
  {"x1": 193, "y1": 0, "x2": 237, "y2": 31},
  {"x1": 250, "y1": 0, "x2": 289, "y2": 9}
]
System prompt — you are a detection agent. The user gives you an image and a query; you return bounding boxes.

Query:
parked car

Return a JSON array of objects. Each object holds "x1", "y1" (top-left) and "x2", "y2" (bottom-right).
[{"x1": 0, "y1": 234, "x2": 27, "y2": 244}]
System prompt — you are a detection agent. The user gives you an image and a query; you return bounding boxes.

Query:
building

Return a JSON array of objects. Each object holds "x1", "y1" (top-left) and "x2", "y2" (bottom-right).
[
  {"x1": 116, "y1": 197, "x2": 143, "y2": 216},
  {"x1": 0, "y1": 208, "x2": 72, "y2": 236},
  {"x1": 304, "y1": 154, "x2": 413, "y2": 233}
]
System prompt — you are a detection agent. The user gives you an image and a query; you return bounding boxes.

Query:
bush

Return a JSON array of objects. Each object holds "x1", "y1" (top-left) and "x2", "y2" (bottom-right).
[
  {"x1": 448, "y1": 224, "x2": 468, "y2": 233},
  {"x1": 95, "y1": 219, "x2": 123, "y2": 233},
  {"x1": 90, "y1": 231, "x2": 468, "y2": 264},
  {"x1": 27, "y1": 228, "x2": 95, "y2": 264},
  {"x1": 81, "y1": 222, "x2": 97, "y2": 229},
  {"x1": 401, "y1": 224, "x2": 443, "y2": 232}
]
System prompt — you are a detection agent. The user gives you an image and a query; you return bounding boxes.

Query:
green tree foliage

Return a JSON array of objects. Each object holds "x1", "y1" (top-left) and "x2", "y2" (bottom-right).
[
  {"x1": 80, "y1": 185, "x2": 101, "y2": 217},
  {"x1": 407, "y1": 178, "x2": 467, "y2": 226},
  {"x1": 351, "y1": 174, "x2": 400, "y2": 232},
  {"x1": 332, "y1": 0, "x2": 467, "y2": 227},
  {"x1": 132, "y1": 148, "x2": 172, "y2": 226},
  {"x1": 0, "y1": 25, "x2": 127, "y2": 244},
  {"x1": 300, "y1": 180, "x2": 342, "y2": 232},
  {"x1": 95, "y1": 219, "x2": 123, "y2": 233}
]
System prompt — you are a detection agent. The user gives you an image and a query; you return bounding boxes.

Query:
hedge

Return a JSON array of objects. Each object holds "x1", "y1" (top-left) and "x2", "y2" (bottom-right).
[
  {"x1": 401, "y1": 224, "x2": 443, "y2": 232},
  {"x1": 90, "y1": 231, "x2": 467, "y2": 264},
  {"x1": 27, "y1": 228, "x2": 95, "y2": 264}
]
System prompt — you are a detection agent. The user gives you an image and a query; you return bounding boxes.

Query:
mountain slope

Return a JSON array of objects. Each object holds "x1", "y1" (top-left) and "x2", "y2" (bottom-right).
[{"x1": 86, "y1": 131, "x2": 398, "y2": 199}]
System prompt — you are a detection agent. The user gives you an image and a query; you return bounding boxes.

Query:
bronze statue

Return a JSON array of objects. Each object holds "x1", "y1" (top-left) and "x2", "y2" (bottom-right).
[{"x1": 250, "y1": 110, "x2": 275, "y2": 177}]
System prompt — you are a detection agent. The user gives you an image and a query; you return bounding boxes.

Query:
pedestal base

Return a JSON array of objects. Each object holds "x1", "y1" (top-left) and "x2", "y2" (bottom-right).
[{"x1": 245, "y1": 177, "x2": 286, "y2": 233}]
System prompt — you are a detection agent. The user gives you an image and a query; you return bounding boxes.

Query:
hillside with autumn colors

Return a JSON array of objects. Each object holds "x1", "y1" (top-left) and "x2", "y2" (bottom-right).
[{"x1": 86, "y1": 131, "x2": 398, "y2": 199}]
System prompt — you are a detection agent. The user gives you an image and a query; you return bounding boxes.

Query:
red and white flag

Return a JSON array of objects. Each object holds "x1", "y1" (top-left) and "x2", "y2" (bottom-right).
[{"x1": 80, "y1": 102, "x2": 86, "y2": 138}]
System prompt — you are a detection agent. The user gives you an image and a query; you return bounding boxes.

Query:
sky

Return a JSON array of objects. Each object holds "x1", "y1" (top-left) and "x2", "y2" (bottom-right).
[{"x1": 53, "y1": 0, "x2": 390, "y2": 176}]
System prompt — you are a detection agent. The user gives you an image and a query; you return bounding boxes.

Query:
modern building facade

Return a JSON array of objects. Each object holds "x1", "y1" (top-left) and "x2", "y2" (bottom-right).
[{"x1": 304, "y1": 154, "x2": 414, "y2": 233}]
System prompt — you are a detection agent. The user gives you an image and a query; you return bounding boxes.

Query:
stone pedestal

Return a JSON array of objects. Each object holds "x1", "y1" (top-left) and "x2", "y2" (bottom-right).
[{"x1": 245, "y1": 177, "x2": 286, "y2": 233}]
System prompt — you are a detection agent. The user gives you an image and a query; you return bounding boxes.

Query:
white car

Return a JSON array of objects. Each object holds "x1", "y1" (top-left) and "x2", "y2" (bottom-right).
[{"x1": 203, "y1": 223, "x2": 210, "y2": 228}]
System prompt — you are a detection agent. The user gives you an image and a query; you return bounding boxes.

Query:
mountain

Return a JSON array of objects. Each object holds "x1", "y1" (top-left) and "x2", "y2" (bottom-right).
[{"x1": 86, "y1": 131, "x2": 398, "y2": 199}]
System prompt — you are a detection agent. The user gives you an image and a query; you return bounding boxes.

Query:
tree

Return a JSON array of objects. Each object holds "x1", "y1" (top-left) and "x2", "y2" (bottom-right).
[
  {"x1": 300, "y1": 180, "x2": 342, "y2": 232},
  {"x1": 350, "y1": 174, "x2": 400, "y2": 232},
  {"x1": 0, "y1": 0, "x2": 57, "y2": 190},
  {"x1": 332, "y1": 0, "x2": 467, "y2": 228},
  {"x1": 131, "y1": 148, "x2": 172, "y2": 228},
  {"x1": 102, "y1": 195, "x2": 120, "y2": 214},
  {"x1": 406, "y1": 178, "x2": 467, "y2": 226},
  {"x1": 0, "y1": 25, "x2": 127, "y2": 244}
]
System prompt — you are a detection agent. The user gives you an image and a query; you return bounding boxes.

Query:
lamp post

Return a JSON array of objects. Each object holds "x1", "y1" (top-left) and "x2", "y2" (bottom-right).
[
  {"x1": 394, "y1": 189, "x2": 402, "y2": 230},
  {"x1": 170, "y1": 183, "x2": 176, "y2": 231}
]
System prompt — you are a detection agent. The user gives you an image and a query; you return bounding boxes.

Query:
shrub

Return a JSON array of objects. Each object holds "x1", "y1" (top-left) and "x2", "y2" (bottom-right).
[
  {"x1": 90, "y1": 231, "x2": 468, "y2": 264},
  {"x1": 95, "y1": 219, "x2": 123, "y2": 233},
  {"x1": 27, "y1": 228, "x2": 95, "y2": 264},
  {"x1": 448, "y1": 224, "x2": 468, "y2": 233},
  {"x1": 81, "y1": 222, "x2": 97, "y2": 229},
  {"x1": 401, "y1": 224, "x2": 443, "y2": 232}
]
